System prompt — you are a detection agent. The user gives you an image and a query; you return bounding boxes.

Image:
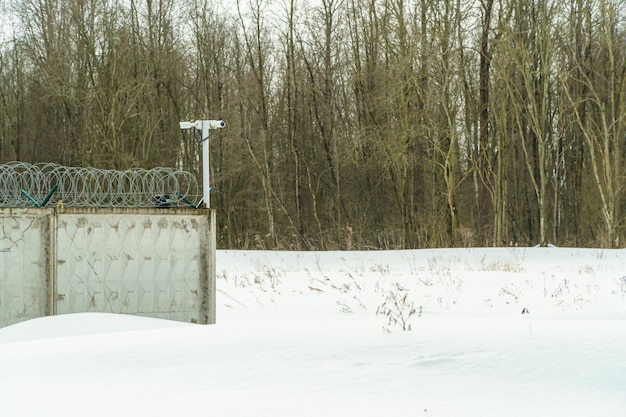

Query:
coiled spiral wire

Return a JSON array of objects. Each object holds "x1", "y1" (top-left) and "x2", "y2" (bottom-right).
[{"x1": 0, "y1": 162, "x2": 202, "y2": 208}]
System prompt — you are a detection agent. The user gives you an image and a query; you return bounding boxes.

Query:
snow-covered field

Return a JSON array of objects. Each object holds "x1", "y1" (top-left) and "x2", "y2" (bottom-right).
[{"x1": 1, "y1": 247, "x2": 626, "y2": 416}]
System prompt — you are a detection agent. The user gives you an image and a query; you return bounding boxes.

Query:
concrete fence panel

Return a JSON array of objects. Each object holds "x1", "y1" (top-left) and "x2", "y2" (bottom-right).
[
  {"x1": 0, "y1": 208, "x2": 215, "y2": 328},
  {"x1": 0, "y1": 209, "x2": 52, "y2": 327}
]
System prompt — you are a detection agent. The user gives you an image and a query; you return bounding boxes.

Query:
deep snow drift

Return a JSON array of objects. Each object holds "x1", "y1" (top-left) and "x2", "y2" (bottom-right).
[{"x1": 1, "y1": 247, "x2": 626, "y2": 417}]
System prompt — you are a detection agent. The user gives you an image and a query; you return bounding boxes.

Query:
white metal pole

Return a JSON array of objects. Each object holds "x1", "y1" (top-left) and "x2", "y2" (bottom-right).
[
  {"x1": 180, "y1": 119, "x2": 224, "y2": 208},
  {"x1": 201, "y1": 120, "x2": 210, "y2": 208}
]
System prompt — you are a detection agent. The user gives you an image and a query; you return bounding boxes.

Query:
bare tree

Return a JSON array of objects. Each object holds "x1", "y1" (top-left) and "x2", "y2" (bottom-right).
[
  {"x1": 0, "y1": 30, "x2": 26, "y2": 162},
  {"x1": 559, "y1": 0, "x2": 626, "y2": 247},
  {"x1": 497, "y1": 0, "x2": 559, "y2": 245}
]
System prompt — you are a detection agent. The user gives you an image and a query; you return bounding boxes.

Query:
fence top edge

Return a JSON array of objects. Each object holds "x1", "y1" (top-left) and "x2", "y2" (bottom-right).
[{"x1": 0, "y1": 207, "x2": 213, "y2": 216}]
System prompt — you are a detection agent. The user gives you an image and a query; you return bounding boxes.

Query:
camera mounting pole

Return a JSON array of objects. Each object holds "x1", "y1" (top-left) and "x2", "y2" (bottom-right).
[{"x1": 179, "y1": 119, "x2": 226, "y2": 208}]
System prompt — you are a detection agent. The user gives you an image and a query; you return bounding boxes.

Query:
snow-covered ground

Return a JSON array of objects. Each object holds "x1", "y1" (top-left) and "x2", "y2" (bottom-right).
[{"x1": 1, "y1": 247, "x2": 626, "y2": 416}]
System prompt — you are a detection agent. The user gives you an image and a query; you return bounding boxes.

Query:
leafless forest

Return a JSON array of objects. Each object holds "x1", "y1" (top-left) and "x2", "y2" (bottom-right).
[{"x1": 1, "y1": 0, "x2": 625, "y2": 249}]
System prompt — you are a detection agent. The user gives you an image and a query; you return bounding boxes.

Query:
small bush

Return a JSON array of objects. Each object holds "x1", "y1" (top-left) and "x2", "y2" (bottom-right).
[{"x1": 377, "y1": 290, "x2": 419, "y2": 331}]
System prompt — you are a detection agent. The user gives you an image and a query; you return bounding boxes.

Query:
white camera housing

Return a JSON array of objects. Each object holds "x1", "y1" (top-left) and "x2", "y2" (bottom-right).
[
  {"x1": 179, "y1": 120, "x2": 226, "y2": 130},
  {"x1": 207, "y1": 120, "x2": 226, "y2": 129}
]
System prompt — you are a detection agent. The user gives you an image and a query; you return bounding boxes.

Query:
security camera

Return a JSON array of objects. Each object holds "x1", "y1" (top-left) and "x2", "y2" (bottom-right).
[
  {"x1": 179, "y1": 120, "x2": 226, "y2": 130},
  {"x1": 207, "y1": 120, "x2": 226, "y2": 129}
]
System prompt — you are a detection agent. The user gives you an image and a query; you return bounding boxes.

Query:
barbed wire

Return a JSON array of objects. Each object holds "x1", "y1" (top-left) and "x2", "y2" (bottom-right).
[{"x1": 0, "y1": 162, "x2": 202, "y2": 208}]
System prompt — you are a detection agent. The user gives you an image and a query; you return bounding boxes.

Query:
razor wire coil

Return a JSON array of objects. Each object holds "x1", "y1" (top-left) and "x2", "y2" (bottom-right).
[{"x1": 0, "y1": 162, "x2": 202, "y2": 208}]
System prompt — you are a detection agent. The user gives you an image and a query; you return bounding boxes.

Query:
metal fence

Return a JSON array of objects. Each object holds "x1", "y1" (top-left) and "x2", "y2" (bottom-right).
[{"x1": 0, "y1": 162, "x2": 202, "y2": 208}]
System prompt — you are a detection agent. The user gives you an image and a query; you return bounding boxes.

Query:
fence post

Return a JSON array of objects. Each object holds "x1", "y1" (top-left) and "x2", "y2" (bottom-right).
[{"x1": 47, "y1": 209, "x2": 58, "y2": 316}]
